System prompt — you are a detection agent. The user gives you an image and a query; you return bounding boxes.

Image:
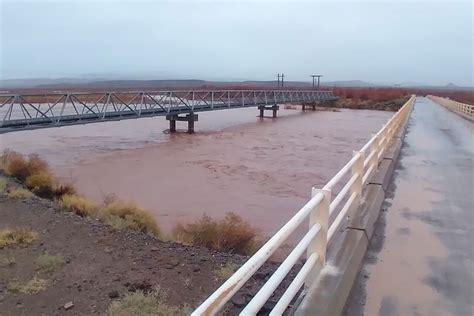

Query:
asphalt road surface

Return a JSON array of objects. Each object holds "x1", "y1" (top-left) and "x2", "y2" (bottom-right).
[{"x1": 344, "y1": 97, "x2": 474, "y2": 316}]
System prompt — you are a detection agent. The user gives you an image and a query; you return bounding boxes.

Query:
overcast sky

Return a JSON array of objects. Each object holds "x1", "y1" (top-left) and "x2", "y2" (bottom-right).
[{"x1": 0, "y1": 0, "x2": 472, "y2": 86}]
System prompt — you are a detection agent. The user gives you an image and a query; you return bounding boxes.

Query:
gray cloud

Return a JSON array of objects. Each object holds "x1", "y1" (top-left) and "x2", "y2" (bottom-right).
[{"x1": 1, "y1": 0, "x2": 472, "y2": 86}]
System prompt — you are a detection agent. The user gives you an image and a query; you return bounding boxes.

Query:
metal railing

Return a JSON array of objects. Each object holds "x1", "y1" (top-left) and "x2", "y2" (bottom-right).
[
  {"x1": 192, "y1": 95, "x2": 416, "y2": 316},
  {"x1": 427, "y1": 95, "x2": 473, "y2": 120},
  {"x1": 0, "y1": 90, "x2": 337, "y2": 133}
]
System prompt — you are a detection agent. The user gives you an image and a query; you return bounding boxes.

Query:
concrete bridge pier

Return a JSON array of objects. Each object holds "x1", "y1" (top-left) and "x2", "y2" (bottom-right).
[
  {"x1": 302, "y1": 103, "x2": 317, "y2": 111},
  {"x1": 258, "y1": 104, "x2": 279, "y2": 118},
  {"x1": 166, "y1": 113, "x2": 199, "y2": 134}
]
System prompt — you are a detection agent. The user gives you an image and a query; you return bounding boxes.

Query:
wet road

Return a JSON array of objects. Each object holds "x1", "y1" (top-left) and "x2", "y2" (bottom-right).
[{"x1": 346, "y1": 97, "x2": 474, "y2": 315}]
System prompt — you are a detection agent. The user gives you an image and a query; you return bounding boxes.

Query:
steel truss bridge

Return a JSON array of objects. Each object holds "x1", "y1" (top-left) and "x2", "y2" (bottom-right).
[{"x1": 0, "y1": 90, "x2": 337, "y2": 133}]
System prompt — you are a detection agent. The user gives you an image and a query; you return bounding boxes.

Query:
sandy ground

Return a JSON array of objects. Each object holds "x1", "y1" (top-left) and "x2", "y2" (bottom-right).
[{"x1": 344, "y1": 97, "x2": 474, "y2": 316}]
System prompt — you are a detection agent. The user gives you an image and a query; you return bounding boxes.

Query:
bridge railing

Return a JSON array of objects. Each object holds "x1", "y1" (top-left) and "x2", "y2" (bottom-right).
[
  {"x1": 192, "y1": 95, "x2": 416, "y2": 316},
  {"x1": 427, "y1": 95, "x2": 473, "y2": 120}
]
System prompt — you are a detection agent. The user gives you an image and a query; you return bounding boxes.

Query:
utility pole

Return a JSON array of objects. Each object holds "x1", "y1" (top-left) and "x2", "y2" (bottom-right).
[
  {"x1": 277, "y1": 73, "x2": 285, "y2": 87},
  {"x1": 310, "y1": 75, "x2": 317, "y2": 88},
  {"x1": 315, "y1": 75, "x2": 322, "y2": 89}
]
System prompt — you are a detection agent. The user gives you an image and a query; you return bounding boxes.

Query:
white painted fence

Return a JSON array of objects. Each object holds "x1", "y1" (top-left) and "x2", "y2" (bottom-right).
[
  {"x1": 192, "y1": 95, "x2": 416, "y2": 316},
  {"x1": 427, "y1": 95, "x2": 473, "y2": 120}
]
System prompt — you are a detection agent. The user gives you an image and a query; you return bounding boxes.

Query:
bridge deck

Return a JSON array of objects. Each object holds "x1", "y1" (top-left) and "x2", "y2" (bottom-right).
[
  {"x1": 0, "y1": 90, "x2": 336, "y2": 133},
  {"x1": 345, "y1": 97, "x2": 474, "y2": 315}
]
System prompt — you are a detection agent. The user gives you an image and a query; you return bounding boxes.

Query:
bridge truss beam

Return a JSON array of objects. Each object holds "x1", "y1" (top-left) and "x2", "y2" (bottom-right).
[{"x1": 0, "y1": 90, "x2": 337, "y2": 133}]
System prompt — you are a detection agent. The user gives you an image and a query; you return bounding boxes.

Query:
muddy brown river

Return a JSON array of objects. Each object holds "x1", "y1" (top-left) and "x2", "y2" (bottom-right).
[{"x1": 1, "y1": 106, "x2": 392, "y2": 242}]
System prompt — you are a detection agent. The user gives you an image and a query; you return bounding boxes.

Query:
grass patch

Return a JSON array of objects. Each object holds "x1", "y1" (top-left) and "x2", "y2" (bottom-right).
[
  {"x1": 0, "y1": 227, "x2": 38, "y2": 249},
  {"x1": 102, "y1": 201, "x2": 160, "y2": 236},
  {"x1": 8, "y1": 276, "x2": 47, "y2": 294},
  {"x1": 214, "y1": 262, "x2": 238, "y2": 280},
  {"x1": 36, "y1": 253, "x2": 65, "y2": 274},
  {"x1": 60, "y1": 194, "x2": 100, "y2": 217},
  {"x1": 7, "y1": 188, "x2": 34, "y2": 199},
  {"x1": 108, "y1": 287, "x2": 190, "y2": 316},
  {"x1": 172, "y1": 212, "x2": 259, "y2": 255}
]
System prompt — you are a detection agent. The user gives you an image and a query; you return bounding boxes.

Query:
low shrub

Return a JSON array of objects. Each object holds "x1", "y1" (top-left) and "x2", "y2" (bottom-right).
[
  {"x1": 108, "y1": 287, "x2": 190, "y2": 316},
  {"x1": 1, "y1": 151, "x2": 49, "y2": 182},
  {"x1": 0, "y1": 227, "x2": 38, "y2": 249},
  {"x1": 214, "y1": 262, "x2": 238, "y2": 280},
  {"x1": 3, "y1": 152, "x2": 29, "y2": 181},
  {"x1": 7, "y1": 188, "x2": 34, "y2": 199},
  {"x1": 36, "y1": 253, "x2": 65, "y2": 274},
  {"x1": 25, "y1": 172, "x2": 54, "y2": 198},
  {"x1": 103, "y1": 201, "x2": 160, "y2": 237},
  {"x1": 53, "y1": 183, "x2": 76, "y2": 197},
  {"x1": 1, "y1": 150, "x2": 73, "y2": 200},
  {"x1": 60, "y1": 194, "x2": 100, "y2": 217},
  {"x1": 8, "y1": 276, "x2": 47, "y2": 294},
  {"x1": 172, "y1": 212, "x2": 259, "y2": 255}
]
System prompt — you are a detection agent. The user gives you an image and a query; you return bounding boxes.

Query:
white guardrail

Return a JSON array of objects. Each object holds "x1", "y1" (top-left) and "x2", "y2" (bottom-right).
[
  {"x1": 427, "y1": 95, "x2": 473, "y2": 120},
  {"x1": 192, "y1": 95, "x2": 416, "y2": 316}
]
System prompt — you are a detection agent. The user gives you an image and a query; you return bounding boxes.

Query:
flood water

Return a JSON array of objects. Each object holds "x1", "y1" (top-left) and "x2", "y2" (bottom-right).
[{"x1": 0, "y1": 106, "x2": 392, "y2": 241}]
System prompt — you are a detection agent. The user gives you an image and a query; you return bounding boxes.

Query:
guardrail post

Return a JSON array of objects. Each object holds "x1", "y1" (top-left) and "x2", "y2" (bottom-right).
[
  {"x1": 369, "y1": 135, "x2": 379, "y2": 179},
  {"x1": 350, "y1": 151, "x2": 364, "y2": 208},
  {"x1": 306, "y1": 188, "x2": 330, "y2": 289}
]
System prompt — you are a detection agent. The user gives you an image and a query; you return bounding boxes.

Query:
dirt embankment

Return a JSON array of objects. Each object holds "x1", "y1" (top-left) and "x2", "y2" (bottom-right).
[{"x1": 0, "y1": 175, "x2": 301, "y2": 315}]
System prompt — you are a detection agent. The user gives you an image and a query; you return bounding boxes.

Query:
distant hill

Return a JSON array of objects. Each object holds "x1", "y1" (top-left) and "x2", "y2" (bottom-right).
[
  {"x1": 0, "y1": 77, "x2": 471, "y2": 91},
  {"x1": 0, "y1": 78, "x2": 379, "y2": 91}
]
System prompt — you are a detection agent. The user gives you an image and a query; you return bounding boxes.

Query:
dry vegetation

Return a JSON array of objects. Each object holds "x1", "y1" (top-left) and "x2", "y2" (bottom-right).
[
  {"x1": 0, "y1": 227, "x2": 38, "y2": 249},
  {"x1": 0, "y1": 150, "x2": 75, "y2": 199},
  {"x1": 36, "y1": 253, "x2": 65, "y2": 274},
  {"x1": 8, "y1": 276, "x2": 48, "y2": 294},
  {"x1": 102, "y1": 201, "x2": 161, "y2": 236},
  {"x1": 214, "y1": 262, "x2": 238, "y2": 280},
  {"x1": 7, "y1": 188, "x2": 34, "y2": 199},
  {"x1": 0, "y1": 150, "x2": 161, "y2": 237},
  {"x1": 332, "y1": 87, "x2": 407, "y2": 103},
  {"x1": 60, "y1": 194, "x2": 100, "y2": 217},
  {"x1": 172, "y1": 212, "x2": 259, "y2": 255},
  {"x1": 331, "y1": 86, "x2": 474, "y2": 106},
  {"x1": 107, "y1": 287, "x2": 191, "y2": 316}
]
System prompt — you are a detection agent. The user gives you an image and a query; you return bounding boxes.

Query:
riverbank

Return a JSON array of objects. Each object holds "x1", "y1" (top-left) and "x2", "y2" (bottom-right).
[{"x1": 0, "y1": 174, "x2": 303, "y2": 315}]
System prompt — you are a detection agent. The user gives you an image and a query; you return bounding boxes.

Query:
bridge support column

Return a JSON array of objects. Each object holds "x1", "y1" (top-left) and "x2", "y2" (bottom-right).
[
  {"x1": 169, "y1": 119, "x2": 176, "y2": 133},
  {"x1": 302, "y1": 103, "x2": 317, "y2": 112},
  {"x1": 258, "y1": 105, "x2": 279, "y2": 118},
  {"x1": 166, "y1": 113, "x2": 199, "y2": 134}
]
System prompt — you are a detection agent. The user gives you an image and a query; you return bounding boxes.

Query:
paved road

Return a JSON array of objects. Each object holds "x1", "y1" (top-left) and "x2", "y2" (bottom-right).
[{"x1": 345, "y1": 97, "x2": 474, "y2": 316}]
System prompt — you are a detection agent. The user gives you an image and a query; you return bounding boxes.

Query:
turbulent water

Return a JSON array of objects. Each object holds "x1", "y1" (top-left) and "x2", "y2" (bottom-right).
[{"x1": 0, "y1": 106, "x2": 392, "y2": 240}]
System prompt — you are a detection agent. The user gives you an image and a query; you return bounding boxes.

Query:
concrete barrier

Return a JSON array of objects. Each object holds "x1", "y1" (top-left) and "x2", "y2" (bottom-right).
[{"x1": 295, "y1": 108, "x2": 412, "y2": 316}]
